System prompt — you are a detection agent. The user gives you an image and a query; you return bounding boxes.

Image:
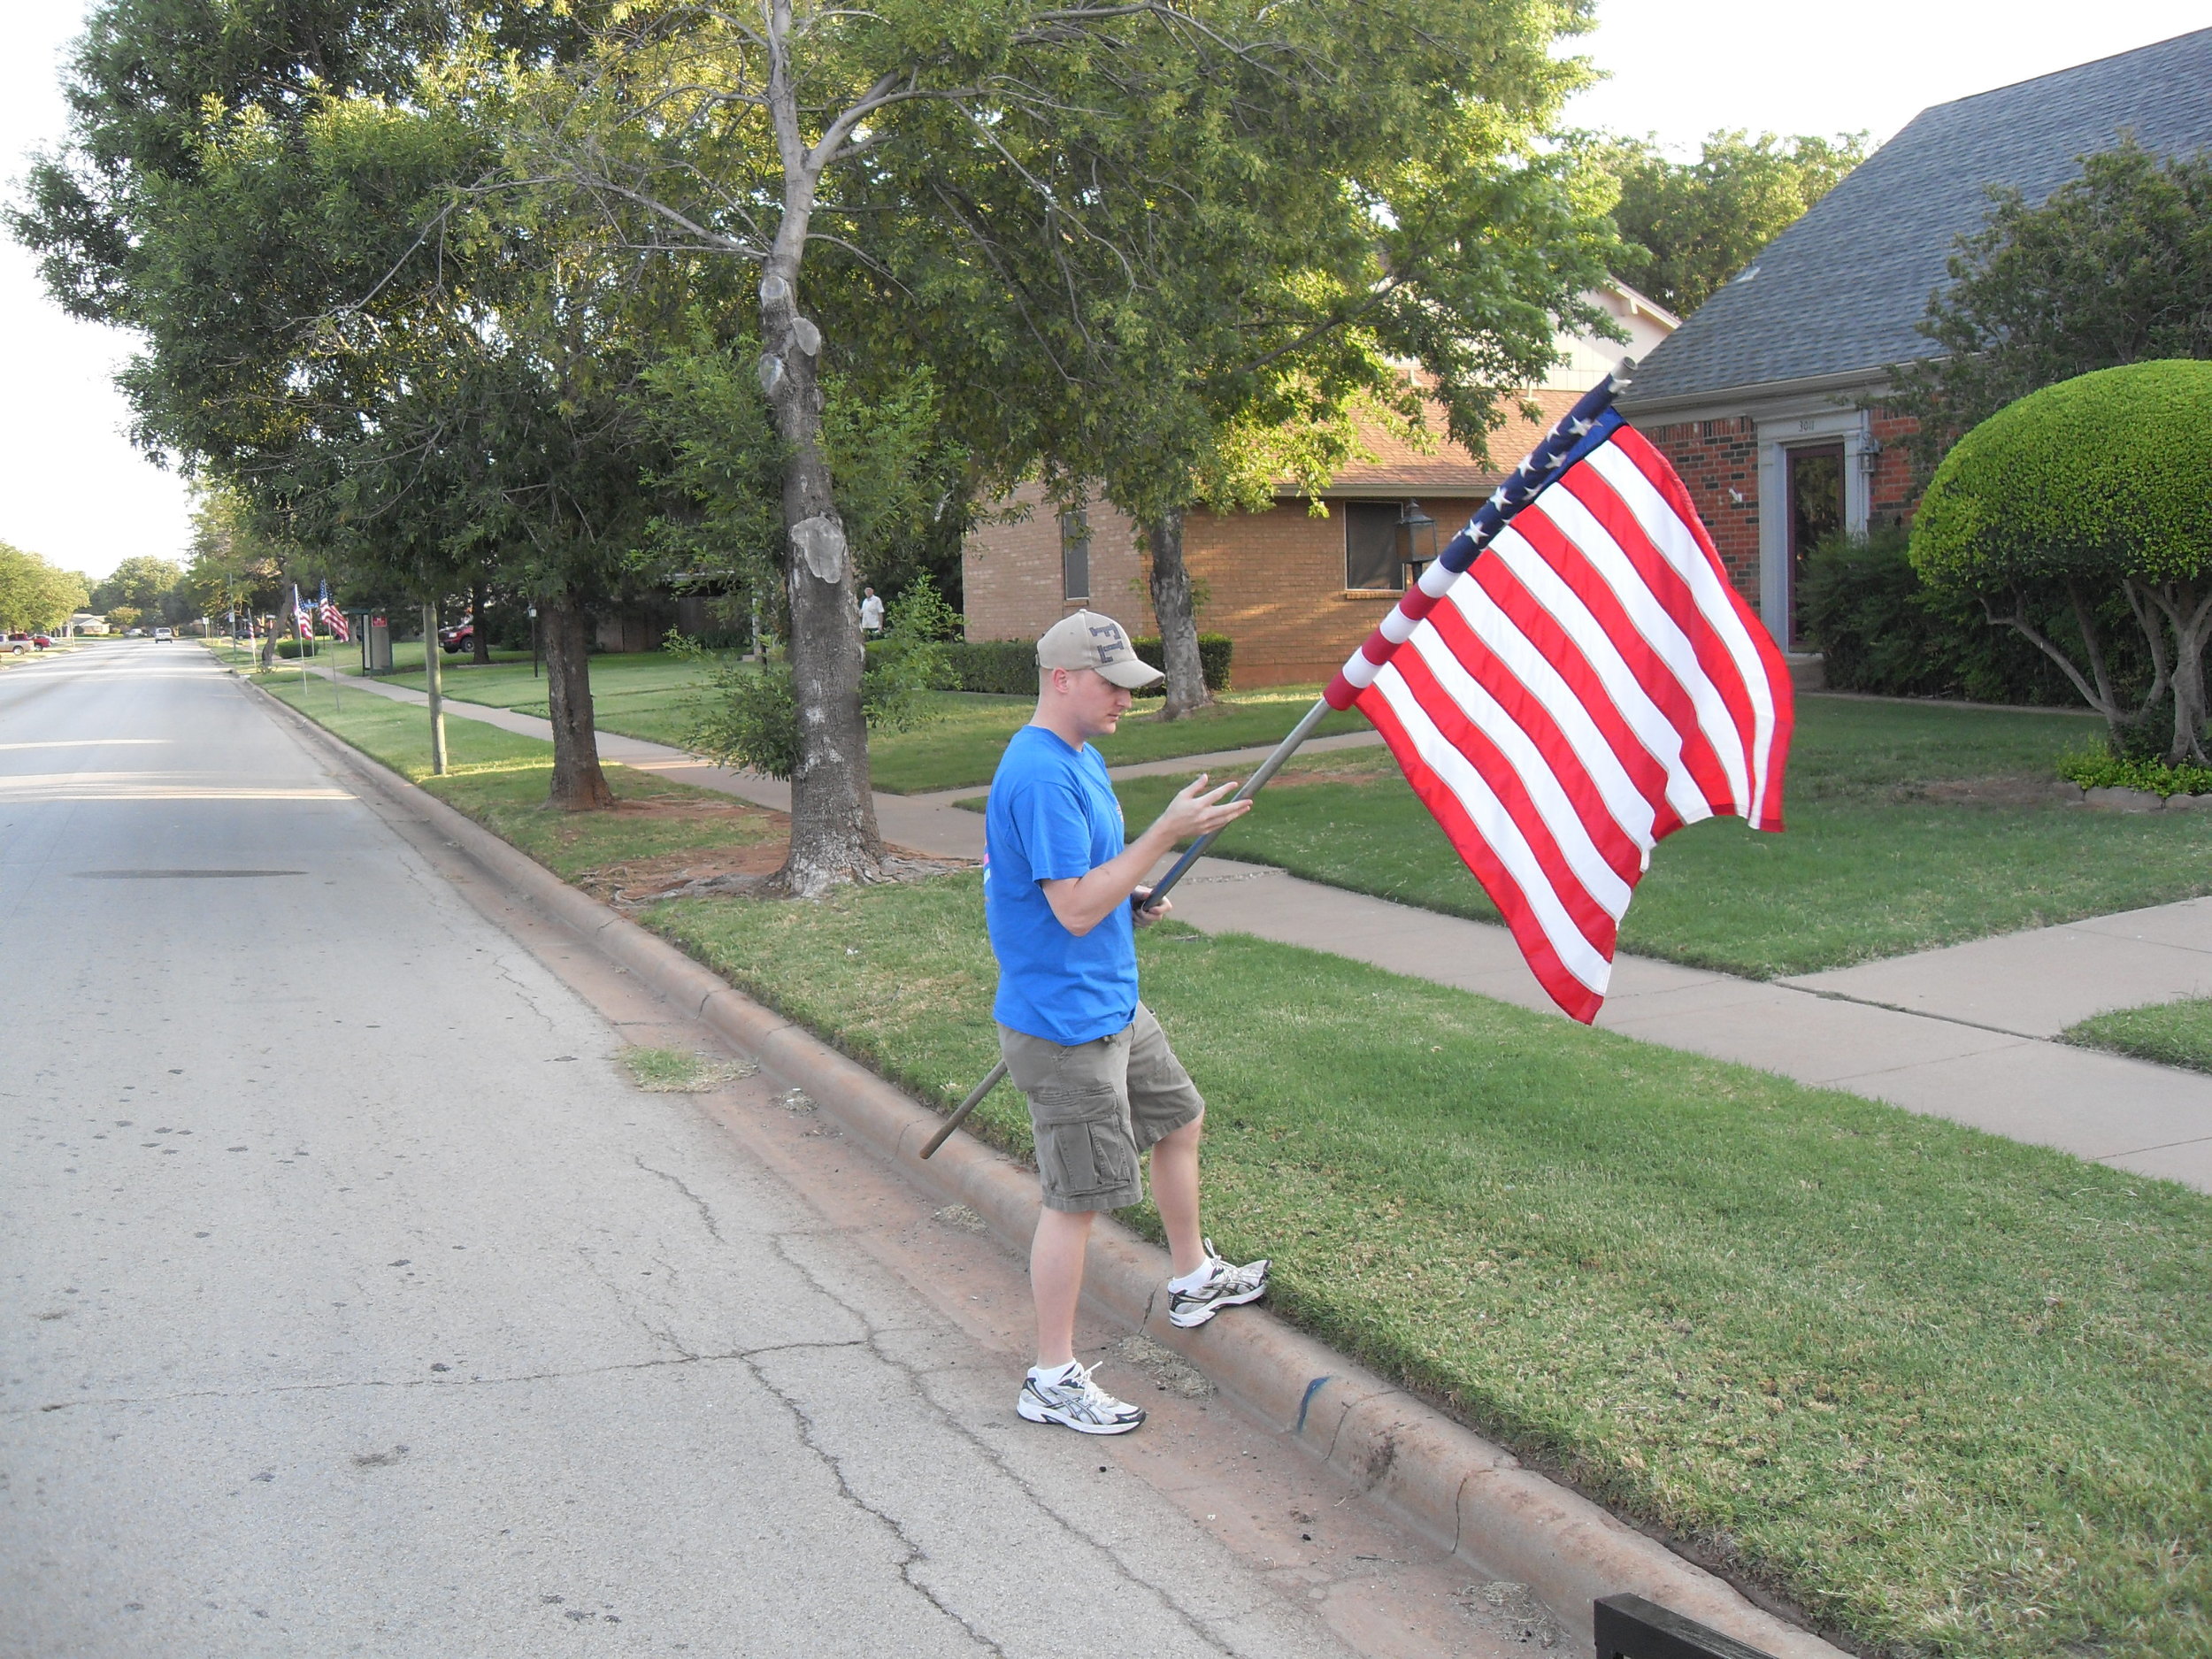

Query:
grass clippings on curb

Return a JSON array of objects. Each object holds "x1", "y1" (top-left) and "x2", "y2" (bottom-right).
[
  {"x1": 646, "y1": 872, "x2": 2212, "y2": 1659},
  {"x1": 1107, "y1": 696, "x2": 2210, "y2": 978},
  {"x1": 619, "y1": 1047, "x2": 760, "y2": 1093},
  {"x1": 2063, "y1": 996, "x2": 2212, "y2": 1075}
]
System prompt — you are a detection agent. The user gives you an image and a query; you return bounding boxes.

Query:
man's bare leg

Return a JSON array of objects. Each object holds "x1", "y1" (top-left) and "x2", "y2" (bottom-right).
[
  {"x1": 1149, "y1": 1112, "x2": 1207, "y2": 1279},
  {"x1": 1031, "y1": 1207, "x2": 1095, "y2": 1369}
]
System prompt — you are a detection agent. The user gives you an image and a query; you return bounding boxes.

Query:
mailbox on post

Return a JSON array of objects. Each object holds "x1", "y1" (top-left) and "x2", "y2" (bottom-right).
[{"x1": 363, "y1": 613, "x2": 393, "y2": 674}]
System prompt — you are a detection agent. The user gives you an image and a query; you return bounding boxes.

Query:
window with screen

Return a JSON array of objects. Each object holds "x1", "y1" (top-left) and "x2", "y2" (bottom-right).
[
  {"x1": 1344, "y1": 502, "x2": 1403, "y2": 590},
  {"x1": 1060, "y1": 508, "x2": 1091, "y2": 602}
]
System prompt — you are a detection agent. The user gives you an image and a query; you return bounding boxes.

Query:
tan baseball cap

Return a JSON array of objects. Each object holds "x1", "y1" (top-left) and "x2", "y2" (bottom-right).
[{"x1": 1036, "y1": 610, "x2": 1164, "y2": 689}]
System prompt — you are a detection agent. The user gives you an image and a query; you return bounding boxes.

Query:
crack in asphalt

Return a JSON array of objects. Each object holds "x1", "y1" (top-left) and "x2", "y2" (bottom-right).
[
  {"x1": 757, "y1": 1230, "x2": 1249, "y2": 1659},
  {"x1": 633, "y1": 1156, "x2": 727, "y2": 1246}
]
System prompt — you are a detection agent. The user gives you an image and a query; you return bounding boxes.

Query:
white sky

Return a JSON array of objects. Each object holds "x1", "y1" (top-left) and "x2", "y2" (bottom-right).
[{"x1": 3, "y1": 3, "x2": 2206, "y2": 582}]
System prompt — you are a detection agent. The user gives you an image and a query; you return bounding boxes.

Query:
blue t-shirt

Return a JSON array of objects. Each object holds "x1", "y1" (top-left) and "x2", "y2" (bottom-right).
[{"x1": 985, "y1": 725, "x2": 1137, "y2": 1045}]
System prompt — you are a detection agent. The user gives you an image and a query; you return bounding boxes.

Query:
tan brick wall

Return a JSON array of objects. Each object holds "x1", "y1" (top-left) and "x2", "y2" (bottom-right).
[
  {"x1": 964, "y1": 488, "x2": 1488, "y2": 688},
  {"x1": 961, "y1": 483, "x2": 1155, "y2": 644}
]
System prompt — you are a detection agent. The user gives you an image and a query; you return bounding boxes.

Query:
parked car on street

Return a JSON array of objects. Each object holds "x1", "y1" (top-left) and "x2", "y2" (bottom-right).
[
  {"x1": 438, "y1": 618, "x2": 476, "y2": 654},
  {"x1": 4, "y1": 632, "x2": 36, "y2": 653},
  {"x1": 152, "y1": 626, "x2": 174, "y2": 641},
  {"x1": 123, "y1": 627, "x2": 143, "y2": 638}
]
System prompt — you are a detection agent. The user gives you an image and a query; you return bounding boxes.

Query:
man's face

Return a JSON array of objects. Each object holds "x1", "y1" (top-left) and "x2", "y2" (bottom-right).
[{"x1": 1057, "y1": 666, "x2": 1133, "y2": 739}]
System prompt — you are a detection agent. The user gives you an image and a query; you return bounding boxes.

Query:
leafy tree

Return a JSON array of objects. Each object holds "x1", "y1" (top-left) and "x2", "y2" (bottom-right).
[
  {"x1": 540, "y1": 0, "x2": 1612, "y2": 881},
  {"x1": 183, "y1": 491, "x2": 286, "y2": 623},
  {"x1": 89, "y1": 554, "x2": 184, "y2": 620},
  {"x1": 1592, "y1": 129, "x2": 1868, "y2": 315},
  {"x1": 1888, "y1": 140, "x2": 2212, "y2": 469},
  {"x1": 0, "y1": 544, "x2": 89, "y2": 631},
  {"x1": 1909, "y1": 361, "x2": 2212, "y2": 761},
  {"x1": 847, "y1": 3, "x2": 1615, "y2": 721}
]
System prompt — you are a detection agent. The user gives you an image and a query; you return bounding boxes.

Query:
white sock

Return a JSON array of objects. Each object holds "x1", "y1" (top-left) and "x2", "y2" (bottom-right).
[
  {"x1": 1169, "y1": 1260, "x2": 1217, "y2": 1294},
  {"x1": 1029, "y1": 1359, "x2": 1080, "y2": 1383}
]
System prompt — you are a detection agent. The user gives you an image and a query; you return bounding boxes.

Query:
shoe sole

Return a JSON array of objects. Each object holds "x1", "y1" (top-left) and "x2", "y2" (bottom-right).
[
  {"x1": 1018, "y1": 1396, "x2": 1145, "y2": 1434},
  {"x1": 1166, "y1": 1282, "x2": 1268, "y2": 1329}
]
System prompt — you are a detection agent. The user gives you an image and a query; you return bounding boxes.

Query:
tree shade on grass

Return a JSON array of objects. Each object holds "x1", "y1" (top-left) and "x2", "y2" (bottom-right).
[
  {"x1": 257, "y1": 677, "x2": 779, "y2": 879},
  {"x1": 1103, "y1": 696, "x2": 2212, "y2": 977},
  {"x1": 2064, "y1": 997, "x2": 2212, "y2": 1075},
  {"x1": 647, "y1": 873, "x2": 2212, "y2": 1659}
]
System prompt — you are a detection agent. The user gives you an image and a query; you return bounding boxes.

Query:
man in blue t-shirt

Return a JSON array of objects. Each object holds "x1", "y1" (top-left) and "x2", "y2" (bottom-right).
[{"x1": 986, "y1": 609, "x2": 1271, "y2": 1436}]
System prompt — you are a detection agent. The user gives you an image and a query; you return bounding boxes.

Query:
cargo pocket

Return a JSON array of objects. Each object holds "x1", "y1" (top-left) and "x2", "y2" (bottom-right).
[{"x1": 1031, "y1": 1085, "x2": 1138, "y2": 1204}]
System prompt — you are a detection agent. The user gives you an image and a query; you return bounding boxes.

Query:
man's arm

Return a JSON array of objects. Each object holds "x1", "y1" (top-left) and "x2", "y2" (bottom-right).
[{"x1": 1039, "y1": 773, "x2": 1251, "y2": 936}]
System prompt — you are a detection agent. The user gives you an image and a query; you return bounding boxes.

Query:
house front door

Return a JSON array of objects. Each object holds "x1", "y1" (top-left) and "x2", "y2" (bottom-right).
[{"x1": 1786, "y1": 443, "x2": 1844, "y2": 649}]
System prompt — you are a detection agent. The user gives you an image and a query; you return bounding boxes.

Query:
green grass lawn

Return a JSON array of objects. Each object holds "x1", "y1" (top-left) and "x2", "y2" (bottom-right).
[
  {"x1": 647, "y1": 872, "x2": 2212, "y2": 1659},
  {"x1": 1100, "y1": 696, "x2": 2212, "y2": 978},
  {"x1": 869, "y1": 683, "x2": 1371, "y2": 793},
  {"x1": 257, "y1": 675, "x2": 779, "y2": 879},
  {"x1": 360, "y1": 644, "x2": 1369, "y2": 792},
  {"x1": 2064, "y1": 997, "x2": 2212, "y2": 1074}
]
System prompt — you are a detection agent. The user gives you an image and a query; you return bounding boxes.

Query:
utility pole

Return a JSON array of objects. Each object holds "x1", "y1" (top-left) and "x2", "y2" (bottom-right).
[{"x1": 423, "y1": 599, "x2": 449, "y2": 776}]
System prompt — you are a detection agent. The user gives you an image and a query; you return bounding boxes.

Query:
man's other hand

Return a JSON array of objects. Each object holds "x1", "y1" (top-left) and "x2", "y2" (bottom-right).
[
  {"x1": 1132, "y1": 885, "x2": 1170, "y2": 926},
  {"x1": 1151, "y1": 772, "x2": 1252, "y2": 845}
]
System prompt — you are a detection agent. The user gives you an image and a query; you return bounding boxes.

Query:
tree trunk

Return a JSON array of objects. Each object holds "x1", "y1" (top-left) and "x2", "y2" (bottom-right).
[
  {"x1": 470, "y1": 574, "x2": 491, "y2": 666},
  {"x1": 757, "y1": 19, "x2": 882, "y2": 896},
  {"x1": 2144, "y1": 579, "x2": 2212, "y2": 764},
  {"x1": 1145, "y1": 506, "x2": 1211, "y2": 720},
  {"x1": 541, "y1": 593, "x2": 615, "y2": 810}
]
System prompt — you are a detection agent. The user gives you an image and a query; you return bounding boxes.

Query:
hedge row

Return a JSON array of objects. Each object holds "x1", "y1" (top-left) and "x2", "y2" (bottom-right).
[
  {"x1": 935, "y1": 633, "x2": 1233, "y2": 696},
  {"x1": 1797, "y1": 527, "x2": 2127, "y2": 708}
]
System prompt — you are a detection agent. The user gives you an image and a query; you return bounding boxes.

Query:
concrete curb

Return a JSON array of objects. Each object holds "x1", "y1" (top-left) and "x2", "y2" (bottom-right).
[{"x1": 249, "y1": 675, "x2": 1847, "y2": 1659}]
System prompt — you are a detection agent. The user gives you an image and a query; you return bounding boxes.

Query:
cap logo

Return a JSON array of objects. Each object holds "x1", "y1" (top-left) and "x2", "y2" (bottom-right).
[{"x1": 1087, "y1": 620, "x2": 1127, "y2": 661}]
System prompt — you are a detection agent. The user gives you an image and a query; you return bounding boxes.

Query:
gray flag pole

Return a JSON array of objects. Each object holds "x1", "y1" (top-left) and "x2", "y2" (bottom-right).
[{"x1": 918, "y1": 361, "x2": 1637, "y2": 1162}]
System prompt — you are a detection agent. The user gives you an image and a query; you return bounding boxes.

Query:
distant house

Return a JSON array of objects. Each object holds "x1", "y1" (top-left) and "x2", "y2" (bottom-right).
[
  {"x1": 961, "y1": 282, "x2": 1678, "y2": 687},
  {"x1": 1620, "y1": 28, "x2": 2212, "y2": 650},
  {"x1": 67, "y1": 612, "x2": 108, "y2": 635}
]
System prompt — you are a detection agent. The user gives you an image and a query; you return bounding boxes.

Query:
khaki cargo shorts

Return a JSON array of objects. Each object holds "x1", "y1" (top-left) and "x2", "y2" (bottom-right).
[{"x1": 996, "y1": 1002, "x2": 1205, "y2": 1213}]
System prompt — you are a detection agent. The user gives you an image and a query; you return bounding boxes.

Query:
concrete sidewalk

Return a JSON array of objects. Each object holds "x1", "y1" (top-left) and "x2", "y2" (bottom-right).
[{"x1": 293, "y1": 660, "x2": 2212, "y2": 1192}]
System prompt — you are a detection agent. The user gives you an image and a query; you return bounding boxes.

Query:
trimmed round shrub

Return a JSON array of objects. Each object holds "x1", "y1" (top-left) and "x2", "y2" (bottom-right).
[{"x1": 1910, "y1": 359, "x2": 2212, "y2": 594}]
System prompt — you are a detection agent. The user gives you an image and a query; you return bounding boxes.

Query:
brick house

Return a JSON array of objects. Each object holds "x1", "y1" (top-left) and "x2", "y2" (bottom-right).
[
  {"x1": 1620, "y1": 27, "x2": 2212, "y2": 650},
  {"x1": 961, "y1": 282, "x2": 1678, "y2": 687}
]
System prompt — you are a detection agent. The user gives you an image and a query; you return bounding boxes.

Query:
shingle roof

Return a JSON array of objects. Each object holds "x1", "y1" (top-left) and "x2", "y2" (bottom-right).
[
  {"x1": 1304, "y1": 388, "x2": 1580, "y2": 495},
  {"x1": 1619, "y1": 28, "x2": 2212, "y2": 410}
]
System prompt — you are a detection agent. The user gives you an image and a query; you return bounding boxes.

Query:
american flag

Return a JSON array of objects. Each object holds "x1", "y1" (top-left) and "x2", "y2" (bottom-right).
[
  {"x1": 1322, "y1": 377, "x2": 1793, "y2": 1023},
  {"x1": 319, "y1": 580, "x2": 350, "y2": 642},
  {"x1": 292, "y1": 583, "x2": 314, "y2": 641}
]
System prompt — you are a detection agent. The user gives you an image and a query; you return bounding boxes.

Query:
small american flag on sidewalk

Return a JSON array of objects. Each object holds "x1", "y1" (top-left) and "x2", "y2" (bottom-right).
[{"x1": 1324, "y1": 403, "x2": 1793, "y2": 1023}]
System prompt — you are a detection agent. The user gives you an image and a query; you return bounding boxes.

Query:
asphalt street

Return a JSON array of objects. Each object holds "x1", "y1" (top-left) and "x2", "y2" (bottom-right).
[{"x1": 1, "y1": 647, "x2": 1526, "y2": 1659}]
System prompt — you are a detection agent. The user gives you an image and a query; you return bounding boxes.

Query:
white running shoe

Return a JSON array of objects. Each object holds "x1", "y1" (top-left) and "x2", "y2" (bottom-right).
[
  {"x1": 1166, "y1": 1239, "x2": 1271, "y2": 1328},
  {"x1": 1018, "y1": 1362, "x2": 1147, "y2": 1434}
]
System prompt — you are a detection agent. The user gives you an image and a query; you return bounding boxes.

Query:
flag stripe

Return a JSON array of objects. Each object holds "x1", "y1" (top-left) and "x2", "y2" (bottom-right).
[
  {"x1": 1363, "y1": 672, "x2": 1610, "y2": 1020},
  {"x1": 1354, "y1": 422, "x2": 1793, "y2": 1022},
  {"x1": 1411, "y1": 605, "x2": 1649, "y2": 887},
  {"x1": 1391, "y1": 634, "x2": 1631, "y2": 930}
]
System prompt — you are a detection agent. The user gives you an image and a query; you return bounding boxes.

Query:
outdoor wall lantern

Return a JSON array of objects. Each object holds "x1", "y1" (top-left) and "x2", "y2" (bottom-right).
[{"x1": 1396, "y1": 499, "x2": 1439, "y2": 589}]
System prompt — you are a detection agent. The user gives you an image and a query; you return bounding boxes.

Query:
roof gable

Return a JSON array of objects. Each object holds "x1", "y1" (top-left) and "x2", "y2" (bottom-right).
[{"x1": 1621, "y1": 28, "x2": 2212, "y2": 409}]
